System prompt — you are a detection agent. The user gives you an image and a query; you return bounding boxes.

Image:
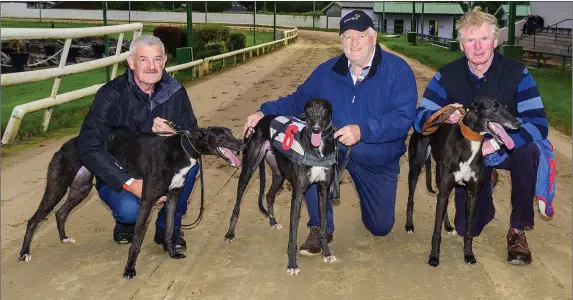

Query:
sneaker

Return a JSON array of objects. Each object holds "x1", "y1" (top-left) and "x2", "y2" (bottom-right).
[
  {"x1": 154, "y1": 228, "x2": 187, "y2": 251},
  {"x1": 113, "y1": 222, "x2": 134, "y2": 244},
  {"x1": 299, "y1": 227, "x2": 333, "y2": 256},
  {"x1": 507, "y1": 228, "x2": 532, "y2": 265}
]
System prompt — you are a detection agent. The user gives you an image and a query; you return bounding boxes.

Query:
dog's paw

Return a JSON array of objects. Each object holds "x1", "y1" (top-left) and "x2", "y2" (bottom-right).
[
  {"x1": 464, "y1": 254, "x2": 477, "y2": 265},
  {"x1": 323, "y1": 255, "x2": 337, "y2": 263},
  {"x1": 62, "y1": 237, "x2": 76, "y2": 244},
  {"x1": 405, "y1": 224, "x2": 414, "y2": 234},
  {"x1": 446, "y1": 230, "x2": 459, "y2": 236},
  {"x1": 286, "y1": 267, "x2": 300, "y2": 275},
  {"x1": 224, "y1": 233, "x2": 235, "y2": 243},
  {"x1": 271, "y1": 223, "x2": 282, "y2": 230},
  {"x1": 123, "y1": 267, "x2": 136, "y2": 279},
  {"x1": 428, "y1": 255, "x2": 440, "y2": 267},
  {"x1": 18, "y1": 254, "x2": 31, "y2": 262},
  {"x1": 169, "y1": 251, "x2": 187, "y2": 259}
]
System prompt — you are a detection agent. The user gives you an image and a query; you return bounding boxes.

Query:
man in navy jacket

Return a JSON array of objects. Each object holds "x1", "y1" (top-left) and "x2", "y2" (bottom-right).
[
  {"x1": 243, "y1": 10, "x2": 418, "y2": 255},
  {"x1": 415, "y1": 7, "x2": 550, "y2": 265},
  {"x1": 77, "y1": 35, "x2": 199, "y2": 249}
]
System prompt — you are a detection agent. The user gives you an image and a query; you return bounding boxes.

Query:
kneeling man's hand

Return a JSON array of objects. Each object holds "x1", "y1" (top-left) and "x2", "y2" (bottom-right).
[
  {"x1": 243, "y1": 111, "x2": 265, "y2": 138},
  {"x1": 334, "y1": 125, "x2": 361, "y2": 146},
  {"x1": 153, "y1": 117, "x2": 176, "y2": 135},
  {"x1": 127, "y1": 179, "x2": 167, "y2": 205}
]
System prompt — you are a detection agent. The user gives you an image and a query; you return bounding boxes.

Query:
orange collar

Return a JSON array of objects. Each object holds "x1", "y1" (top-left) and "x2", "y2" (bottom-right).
[{"x1": 458, "y1": 119, "x2": 484, "y2": 141}]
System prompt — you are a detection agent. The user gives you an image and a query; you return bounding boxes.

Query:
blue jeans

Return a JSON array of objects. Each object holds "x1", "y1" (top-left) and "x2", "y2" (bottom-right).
[{"x1": 95, "y1": 165, "x2": 199, "y2": 231}]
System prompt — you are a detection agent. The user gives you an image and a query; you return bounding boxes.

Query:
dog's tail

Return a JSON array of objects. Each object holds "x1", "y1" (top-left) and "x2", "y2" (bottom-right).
[
  {"x1": 257, "y1": 160, "x2": 271, "y2": 217},
  {"x1": 425, "y1": 157, "x2": 436, "y2": 194}
]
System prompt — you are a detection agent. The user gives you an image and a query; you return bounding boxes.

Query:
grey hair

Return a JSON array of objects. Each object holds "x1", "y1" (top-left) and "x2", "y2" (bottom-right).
[
  {"x1": 368, "y1": 27, "x2": 376, "y2": 36},
  {"x1": 129, "y1": 35, "x2": 165, "y2": 57}
]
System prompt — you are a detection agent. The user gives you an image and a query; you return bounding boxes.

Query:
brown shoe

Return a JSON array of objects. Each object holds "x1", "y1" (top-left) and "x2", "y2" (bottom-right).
[
  {"x1": 299, "y1": 227, "x2": 333, "y2": 257},
  {"x1": 507, "y1": 228, "x2": 532, "y2": 265}
]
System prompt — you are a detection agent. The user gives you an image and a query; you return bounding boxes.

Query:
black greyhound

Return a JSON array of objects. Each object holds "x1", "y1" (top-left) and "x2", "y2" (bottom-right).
[
  {"x1": 406, "y1": 97, "x2": 520, "y2": 267},
  {"x1": 225, "y1": 98, "x2": 338, "y2": 275},
  {"x1": 18, "y1": 126, "x2": 244, "y2": 279}
]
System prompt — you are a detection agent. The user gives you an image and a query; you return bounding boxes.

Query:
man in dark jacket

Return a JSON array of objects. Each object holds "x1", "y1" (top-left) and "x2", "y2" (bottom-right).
[
  {"x1": 243, "y1": 10, "x2": 418, "y2": 255},
  {"x1": 415, "y1": 7, "x2": 552, "y2": 265},
  {"x1": 77, "y1": 35, "x2": 199, "y2": 249}
]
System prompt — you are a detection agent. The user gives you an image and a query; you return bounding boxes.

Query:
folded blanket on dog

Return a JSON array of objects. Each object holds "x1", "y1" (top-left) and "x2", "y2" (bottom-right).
[{"x1": 269, "y1": 116, "x2": 337, "y2": 167}]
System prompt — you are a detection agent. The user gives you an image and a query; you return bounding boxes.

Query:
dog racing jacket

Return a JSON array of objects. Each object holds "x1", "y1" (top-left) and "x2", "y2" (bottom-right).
[
  {"x1": 269, "y1": 116, "x2": 337, "y2": 166},
  {"x1": 258, "y1": 43, "x2": 418, "y2": 173},
  {"x1": 77, "y1": 68, "x2": 199, "y2": 192}
]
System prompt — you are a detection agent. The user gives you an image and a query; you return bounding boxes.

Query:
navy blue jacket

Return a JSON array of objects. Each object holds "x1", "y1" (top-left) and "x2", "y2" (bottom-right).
[
  {"x1": 259, "y1": 44, "x2": 418, "y2": 172},
  {"x1": 77, "y1": 69, "x2": 198, "y2": 192}
]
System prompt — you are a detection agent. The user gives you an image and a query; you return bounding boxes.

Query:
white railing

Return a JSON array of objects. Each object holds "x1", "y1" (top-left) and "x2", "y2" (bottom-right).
[{"x1": 0, "y1": 23, "x2": 298, "y2": 144}]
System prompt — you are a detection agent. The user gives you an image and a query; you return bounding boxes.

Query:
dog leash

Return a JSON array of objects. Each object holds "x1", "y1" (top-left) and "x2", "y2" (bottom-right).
[{"x1": 157, "y1": 121, "x2": 206, "y2": 229}]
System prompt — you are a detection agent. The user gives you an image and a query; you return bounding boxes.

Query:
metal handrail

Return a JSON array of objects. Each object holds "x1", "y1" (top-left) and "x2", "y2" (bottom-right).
[{"x1": 517, "y1": 18, "x2": 573, "y2": 42}]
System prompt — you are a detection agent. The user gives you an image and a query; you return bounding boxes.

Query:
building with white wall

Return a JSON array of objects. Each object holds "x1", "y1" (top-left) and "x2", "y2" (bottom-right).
[{"x1": 374, "y1": 2, "x2": 464, "y2": 39}]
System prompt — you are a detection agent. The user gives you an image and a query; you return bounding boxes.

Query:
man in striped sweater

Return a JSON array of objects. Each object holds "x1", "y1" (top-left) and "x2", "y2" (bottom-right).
[{"x1": 414, "y1": 7, "x2": 550, "y2": 265}]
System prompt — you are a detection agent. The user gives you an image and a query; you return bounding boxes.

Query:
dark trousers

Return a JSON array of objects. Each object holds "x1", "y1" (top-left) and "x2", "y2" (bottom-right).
[
  {"x1": 305, "y1": 153, "x2": 399, "y2": 236},
  {"x1": 95, "y1": 165, "x2": 199, "y2": 231},
  {"x1": 454, "y1": 143, "x2": 540, "y2": 236}
]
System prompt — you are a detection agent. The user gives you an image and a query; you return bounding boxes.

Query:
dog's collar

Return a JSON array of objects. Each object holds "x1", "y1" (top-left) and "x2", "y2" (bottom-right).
[
  {"x1": 458, "y1": 118, "x2": 484, "y2": 142},
  {"x1": 321, "y1": 122, "x2": 334, "y2": 137}
]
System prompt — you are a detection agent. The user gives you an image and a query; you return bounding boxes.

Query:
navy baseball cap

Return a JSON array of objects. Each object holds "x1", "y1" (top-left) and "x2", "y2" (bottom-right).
[{"x1": 339, "y1": 10, "x2": 374, "y2": 35}]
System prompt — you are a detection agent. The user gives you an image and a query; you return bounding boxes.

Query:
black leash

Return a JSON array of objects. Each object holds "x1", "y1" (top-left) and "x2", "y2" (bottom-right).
[
  {"x1": 157, "y1": 121, "x2": 205, "y2": 229},
  {"x1": 331, "y1": 132, "x2": 352, "y2": 203}
]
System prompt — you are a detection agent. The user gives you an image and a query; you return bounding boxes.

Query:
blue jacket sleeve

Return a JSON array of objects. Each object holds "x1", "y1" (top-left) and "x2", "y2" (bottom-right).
[
  {"x1": 259, "y1": 65, "x2": 320, "y2": 116},
  {"x1": 413, "y1": 71, "x2": 449, "y2": 133},
  {"x1": 356, "y1": 61, "x2": 418, "y2": 143},
  {"x1": 77, "y1": 87, "x2": 133, "y2": 192},
  {"x1": 508, "y1": 67, "x2": 549, "y2": 148}
]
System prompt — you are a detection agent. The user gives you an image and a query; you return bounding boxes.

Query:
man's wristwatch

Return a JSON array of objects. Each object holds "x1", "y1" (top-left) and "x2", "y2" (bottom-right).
[{"x1": 123, "y1": 178, "x2": 134, "y2": 191}]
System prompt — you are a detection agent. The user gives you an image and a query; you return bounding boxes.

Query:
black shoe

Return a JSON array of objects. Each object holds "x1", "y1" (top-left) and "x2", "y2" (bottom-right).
[
  {"x1": 154, "y1": 228, "x2": 187, "y2": 251},
  {"x1": 113, "y1": 222, "x2": 134, "y2": 244}
]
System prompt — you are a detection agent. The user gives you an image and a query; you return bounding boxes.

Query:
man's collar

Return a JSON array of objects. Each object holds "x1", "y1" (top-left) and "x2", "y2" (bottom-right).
[{"x1": 347, "y1": 48, "x2": 375, "y2": 70}]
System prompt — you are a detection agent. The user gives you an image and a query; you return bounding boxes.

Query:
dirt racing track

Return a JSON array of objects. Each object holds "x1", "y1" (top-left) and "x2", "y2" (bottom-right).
[{"x1": 1, "y1": 30, "x2": 571, "y2": 300}]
